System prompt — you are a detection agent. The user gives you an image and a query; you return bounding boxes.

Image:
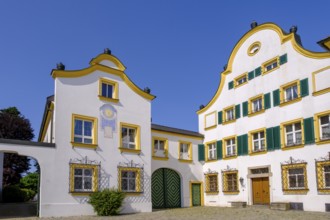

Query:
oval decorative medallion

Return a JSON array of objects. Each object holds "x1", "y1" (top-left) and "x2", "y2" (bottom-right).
[{"x1": 248, "y1": 41, "x2": 261, "y2": 56}]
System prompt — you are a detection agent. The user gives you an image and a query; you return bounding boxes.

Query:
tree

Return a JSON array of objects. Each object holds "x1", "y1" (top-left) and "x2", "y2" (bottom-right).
[
  {"x1": 0, "y1": 107, "x2": 34, "y2": 186},
  {"x1": 20, "y1": 172, "x2": 39, "y2": 193}
]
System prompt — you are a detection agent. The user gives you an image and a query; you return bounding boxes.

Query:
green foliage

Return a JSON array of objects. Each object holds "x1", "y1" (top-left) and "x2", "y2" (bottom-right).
[
  {"x1": 2, "y1": 185, "x2": 35, "y2": 203},
  {"x1": 89, "y1": 188, "x2": 125, "y2": 216},
  {"x1": 20, "y1": 173, "x2": 39, "y2": 192}
]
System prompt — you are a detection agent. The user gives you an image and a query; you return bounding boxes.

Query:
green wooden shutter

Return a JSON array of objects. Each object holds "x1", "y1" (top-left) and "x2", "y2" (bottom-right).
[
  {"x1": 255, "y1": 67, "x2": 262, "y2": 77},
  {"x1": 264, "y1": 93, "x2": 271, "y2": 109},
  {"x1": 242, "y1": 134, "x2": 248, "y2": 155},
  {"x1": 248, "y1": 71, "x2": 255, "y2": 80},
  {"x1": 218, "y1": 111, "x2": 223, "y2": 124},
  {"x1": 304, "y1": 117, "x2": 315, "y2": 144},
  {"x1": 273, "y1": 89, "x2": 280, "y2": 106},
  {"x1": 266, "y1": 127, "x2": 274, "y2": 151},
  {"x1": 273, "y1": 126, "x2": 281, "y2": 150},
  {"x1": 198, "y1": 144, "x2": 205, "y2": 161},
  {"x1": 235, "y1": 104, "x2": 240, "y2": 119},
  {"x1": 300, "y1": 78, "x2": 309, "y2": 97},
  {"x1": 279, "y1": 54, "x2": 288, "y2": 65},
  {"x1": 216, "y1": 140, "x2": 222, "y2": 160},
  {"x1": 228, "y1": 81, "x2": 234, "y2": 90},
  {"x1": 237, "y1": 135, "x2": 243, "y2": 156},
  {"x1": 242, "y1": 101, "x2": 248, "y2": 117}
]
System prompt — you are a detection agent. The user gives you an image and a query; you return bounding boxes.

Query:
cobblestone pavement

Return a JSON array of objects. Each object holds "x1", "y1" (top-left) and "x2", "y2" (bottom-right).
[{"x1": 2, "y1": 206, "x2": 330, "y2": 220}]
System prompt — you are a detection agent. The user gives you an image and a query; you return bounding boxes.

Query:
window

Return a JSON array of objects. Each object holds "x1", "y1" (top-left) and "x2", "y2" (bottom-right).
[
  {"x1": 281, "y1": 119, "x2": 304, "y2": 149},
  {"x1": 262, "y1": 57, "x2": 279, "y2": 74},
  {"x1": 118, "y1": 167, "x2": 142, "y2": 193},
  {"x1": 205, "y1": 174, "x2": 218, "y2": 193},
  {"x1": 281, "y1": 163, "x2": 308, "y2": 193},
  {"x1": 234, "y1": 73, "x2": 248, "y2": 88},
  {"x1": 223, "y1": 105, "x2": 236, "y2": 124},
  {"x1": 247, "y1": 41, "x2": 261, "y2": 56},
  {"x1": 207, "y1": 142, "x2": 217, "y2": 161},
  {"x1": 99, "y1": 78, "x2": 118, "y2": 102},
  {"x1": 248, "y1": 94, "x2": 264, "y2": 116},
  {"x1": 280, "y1": 80, "x2": 301, "y2": 106},
  {"x1": 119, "y1": 122, "x2": 140, "y2": 153},
  {"x1": 152, "y1": 137, "x2": 168, "y2": 160},
  {"x1": 316, "y1": 161, "x2": 330, "y2": 193},
  {"x1": 249, "y1": 129, "x2": 266, "y2": 153},
  {"x1": 71, "y1": 114, "x2": 97, "y2": 148},
  {"x1": 315, "y1": 111, "x2": 330, "y2": 144},
  {"x1": 222, "y1": 170, "x2": 239, "y2": 194},
  {"x1": 223, "y1": 136, "x2": 237, "y2": 158},
  {"x1": 179, "y1": 141, "x2": 192, "y2": 161},
  {"x1": 70, "y1": 164, "x2": 99, "y2": 193}
]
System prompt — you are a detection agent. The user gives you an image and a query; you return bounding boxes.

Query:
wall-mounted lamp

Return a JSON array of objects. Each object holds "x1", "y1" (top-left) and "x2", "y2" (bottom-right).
[{"x1": 239, "y1": 177, "x2": 244, "y2": 185}]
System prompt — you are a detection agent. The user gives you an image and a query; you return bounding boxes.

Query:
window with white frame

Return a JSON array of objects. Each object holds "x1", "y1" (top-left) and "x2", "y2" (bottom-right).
[
  {"x1": 265, "y1": 60, "x2": 278, "y2": 72},
  {"x1": 316, "y1": 158, "x2": 330, "y2": 193},
  {"x1": 285, "y1": 122, "x2": 302, "y2": 146},
  {"x1": 179, "y1": 142, "x2": 191, "y2": 160},
  {"x1": 73, "y1": 115, "x2": 96, "y2": 145},
  {"x1": 70, "y1": 163, "x2": 99, "y2": 193},
  {"x1": 225, "y1": 107, "x2": 235, "y2": 121},
  {"x1": 121, "y1": 126, "x2": 137, "y2": 149},
  {"x1": 252, "y1": 131, "x2": 265, "y2": 152},
  {"x1": 284, "y1": 84, "x2": 298, "y2": 102},
  {"x1": 153, "y1": 138, "x2": 166, "y2": 158},
  {"x1": 320, "y1": 115, "x2": 330, "y2": 140},
  {"x1": 121, "y1": 170, "x2": 137, "y2": 192},
  {"x1": 252, "y1": 97, "x2": 263, "y2": 113},
  {"x1": 288, "y1": 168, "x2": 305, "y2": 189},
  {"x1": 236, "y1": 75, "x2": 247, "y2": 86},
  {"x1": 225, "y1": 138, "x2": 236, "y2": 157},
  {"x1": 207, "y1": 142, "x2": 217, "y2": 160},
  {"x1": 324, "y1": 165, "x2": 330, "y2": 188},
  {"x1": 205, "y1": 174, "x2": 218, "y2": 193}
]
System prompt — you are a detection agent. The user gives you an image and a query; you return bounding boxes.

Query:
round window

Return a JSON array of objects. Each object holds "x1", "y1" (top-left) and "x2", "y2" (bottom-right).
[{"x1": 248, "y1": 42, "x2": 261, "y2": 56}]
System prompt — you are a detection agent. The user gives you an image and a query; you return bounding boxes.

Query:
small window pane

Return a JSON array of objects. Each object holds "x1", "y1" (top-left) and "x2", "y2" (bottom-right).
[
  {"x1": 320, "y1": 116, "x2": 329, "y2": 125},
  {"x1": 84, "y1": 177, "x2": 92, "y2": 189},
  {"x1": 74, "y1": 177, "x2": 83, "y2": 190},
  {"x1": 74, "y1": 120, "x2": 83, "y2": 135},
  {"x1": 74, "y1": 168, "x2": 83, "y2": 175},
  {"x1": 84, "y1": 169, "x2": 92, "y2": 176}
]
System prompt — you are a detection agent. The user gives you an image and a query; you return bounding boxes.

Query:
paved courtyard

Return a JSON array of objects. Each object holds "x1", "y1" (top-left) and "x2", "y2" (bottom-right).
[{"x1": 2, "y1": 206, "x2": 330, "y2": 220}]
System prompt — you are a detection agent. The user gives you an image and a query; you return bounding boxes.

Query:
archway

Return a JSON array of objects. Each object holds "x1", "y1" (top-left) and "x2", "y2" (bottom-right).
[{"x1": 151, "y1": 168, "x2": 181, "y2": 209}]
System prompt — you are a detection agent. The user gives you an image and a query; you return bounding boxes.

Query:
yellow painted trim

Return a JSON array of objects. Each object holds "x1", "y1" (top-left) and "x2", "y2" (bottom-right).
[
  {"x1": 205, "y1": 140, "x2": 217, "y2": 162},
  {"x1": 248, "y1": 127, "x2": 267, "y2": 155},
  {"x1": 189, "y1": 181, "x2": 204, "y2": 207},
  {"x1": 222, "y1": 105, "x2": 236, "y2": 125},
  {"x1": 52, "y1": 64, "x2": 155, "y2": 101},
  {"x1": 281, "y1": 163, "x2": 308, "y2": 194},
  {"x1": 279, "y1": 79, "x2": 302, "y2": 107},
  {"x1": 248, "y1": 94, "x2": 265, "y2": 117},
  {"x1": 118, "y1": 167, "x2": 142, "y2": 193},
  {"x1": 152, "y1": 136, "x2": 168, "y2": 158},
  {"x1": 222, "y1": 135, "x2": 237, "y2": 159},
  {"x1": 119, "y1": 122, "x2": 141, "y2": 152},
  {"x1": 196, "y1": 23, "x2": 330, "y2": 115},
  {"x1": 222, "y1": 170, "x2": 239, "y2": 194},
  {"x1": 261, "y1": 56, "x2": 280, "y2": 75},
  {"x1": 89, "y1": 53, "x2": 126, "y2": 71},
  {"x1": 314, "y1": 110, "x2": 330, "y2": 144},
  {"x1": 312, "y1": 66, "x2": 330, "y2": 96},
  {"x1": 280, "y1": 118, "x2": 304, "y2": 150},
  {"x1": 70, "y1": 164, "x2": 99, "y2": 193},
  {"x1": 98, "y1": 78, "x2": 119, "y2": 102},
  {"x1": 71, "y1": 114, "x2": 98, "y2": 148},
  {"x1": 234, "y1": 72, "x2": 248, "y2": 88},
  {"x1": 40, "y1": 102, "x2": 54, "y2": 142},
  {"x1": 316, "y1": 160, "x2": 330, "y2": 193},
  {"x1": 204, "y1": 111, "x2": 217, "y2": 130},
  {"x1": 247, "y1": 41, "x2": 261, "y2": 56},
  {"x1": 151, "y1": 129, "x2": 203, "y2": 140},
  {"x1": 178, "y1": 140, "x2": 192, "y2": 161}
]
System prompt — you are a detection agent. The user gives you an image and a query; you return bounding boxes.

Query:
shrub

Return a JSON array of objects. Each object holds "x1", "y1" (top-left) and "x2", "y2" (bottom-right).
[
  {"x1": 89, "y1": 188, "x2": 125, "y2": 216},
  {"x1": 2, "y1": 185, "x2": 36, "y2": 202}
]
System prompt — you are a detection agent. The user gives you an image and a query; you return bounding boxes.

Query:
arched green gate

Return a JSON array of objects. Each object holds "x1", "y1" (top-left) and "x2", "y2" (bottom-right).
[{"x1": 152, "y1": 168, "x2": 181, "y2": 209}]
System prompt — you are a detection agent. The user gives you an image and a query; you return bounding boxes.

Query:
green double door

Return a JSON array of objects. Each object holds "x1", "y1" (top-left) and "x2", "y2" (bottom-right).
[{"x1": 152, "y1": 168, "x2": 181, "y2": 209}]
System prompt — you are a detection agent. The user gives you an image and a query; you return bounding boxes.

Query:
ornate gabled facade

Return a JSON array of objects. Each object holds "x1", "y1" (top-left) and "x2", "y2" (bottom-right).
[{"x1": 0, "y1": 22, "x2": 329, "y2": 216}]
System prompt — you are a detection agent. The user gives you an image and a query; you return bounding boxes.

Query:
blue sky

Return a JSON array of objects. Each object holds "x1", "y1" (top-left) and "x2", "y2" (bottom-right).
[{"x1": 0, "y1": 1, "x2": 329, "y2": 140}]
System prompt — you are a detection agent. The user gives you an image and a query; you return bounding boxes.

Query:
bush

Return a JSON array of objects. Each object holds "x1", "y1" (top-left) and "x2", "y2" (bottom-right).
[
  {"x1": 2, "y1": 185, "x2": 36, "y2": 202},
  {"x1": 89, "y1": 188, "x2": 125, "y2": 216}
]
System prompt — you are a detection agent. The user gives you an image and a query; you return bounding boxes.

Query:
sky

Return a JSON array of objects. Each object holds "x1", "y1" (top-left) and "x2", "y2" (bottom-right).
[{"x1": 0, "y1": 1, "x2": 329, "y2": 141}]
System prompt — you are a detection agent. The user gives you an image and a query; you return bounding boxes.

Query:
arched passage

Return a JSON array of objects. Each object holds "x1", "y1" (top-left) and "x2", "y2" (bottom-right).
[{"x1": 151, "y1": 168, "x2": 181, "y2": 209}]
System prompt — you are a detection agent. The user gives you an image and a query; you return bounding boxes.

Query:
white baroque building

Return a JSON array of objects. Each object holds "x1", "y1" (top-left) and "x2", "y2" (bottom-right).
[{"x1": 0, "y1": 22, "x2": 329, "y2": 216}]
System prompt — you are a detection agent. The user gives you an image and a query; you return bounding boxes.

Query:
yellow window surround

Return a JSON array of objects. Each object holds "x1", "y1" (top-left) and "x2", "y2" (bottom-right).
[
  {"x1": 248, "y1": 94, "x2": 265, "y2": 117},
  {"x1": 315, "y1": 160, "x2": 330, "y2": 193},
  {"x1": 98, "y1": 78, "x2": 119, "y2": 103},
  {"x1": 205, "y1": 140, "x2": 217, "y2": 162},
  {"x1": 279, "y1": 79, "x2": 302, "y2": 107},
  {"x1": 312, "y1": 66, "x2": 330, "y2": 96},
  {"x1": 314, "y1": 110, "x2": 330, "y2": 145},
  {"x1": 69, "y1": 163, "x2": 99, "y2": 194},
  {"x1": 222, "y1": 170, "x2": 239, "y2": 194},
  {"x1": 71, "y1": 114, "x2": 98, "y2": 149},
  {"x1": 152, "y1": 136, "x2": 169, "y2": 160},
  {"x1": 118, "y1": 167, "x2": 142, "y2": 195},
  {"x1": 222, "y1": 135, "x2": 237, "y2": 159},
  {"x1": 262, "y1": 56, "x2": 280, "y2": 75},
  {"x1": 222, "y1": 105, "x2": 236, "y2": 124},
  {"x1": 234, "y1": 72, "x2": 248, "y2": 88},
  {"x1": 119, "y1": 122, "x2": 141, "y2": 154},
  {"x1": 204, "y1": 111, "x2": 217, "y2": 130},
  {"x1": 280, "y1": 118, "x2": 304, "y2": 150},
  {"x1": 281, "y1": 162, "x2": 308, "y2": 194},
  {"x1": 178, "y1": 141, "x2": 193, "y2": 162},
  {"x1": 205, "y1": 173, "x2": 219, "y2": 194},
  {"x1": 248, "y1": 128, "x2": 267, "y2": 155}
]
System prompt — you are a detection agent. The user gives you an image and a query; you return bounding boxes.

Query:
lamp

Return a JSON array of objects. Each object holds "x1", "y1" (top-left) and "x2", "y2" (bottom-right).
[{"x1": 239, "y1": 177, "x2": 244, "y2": 185}]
